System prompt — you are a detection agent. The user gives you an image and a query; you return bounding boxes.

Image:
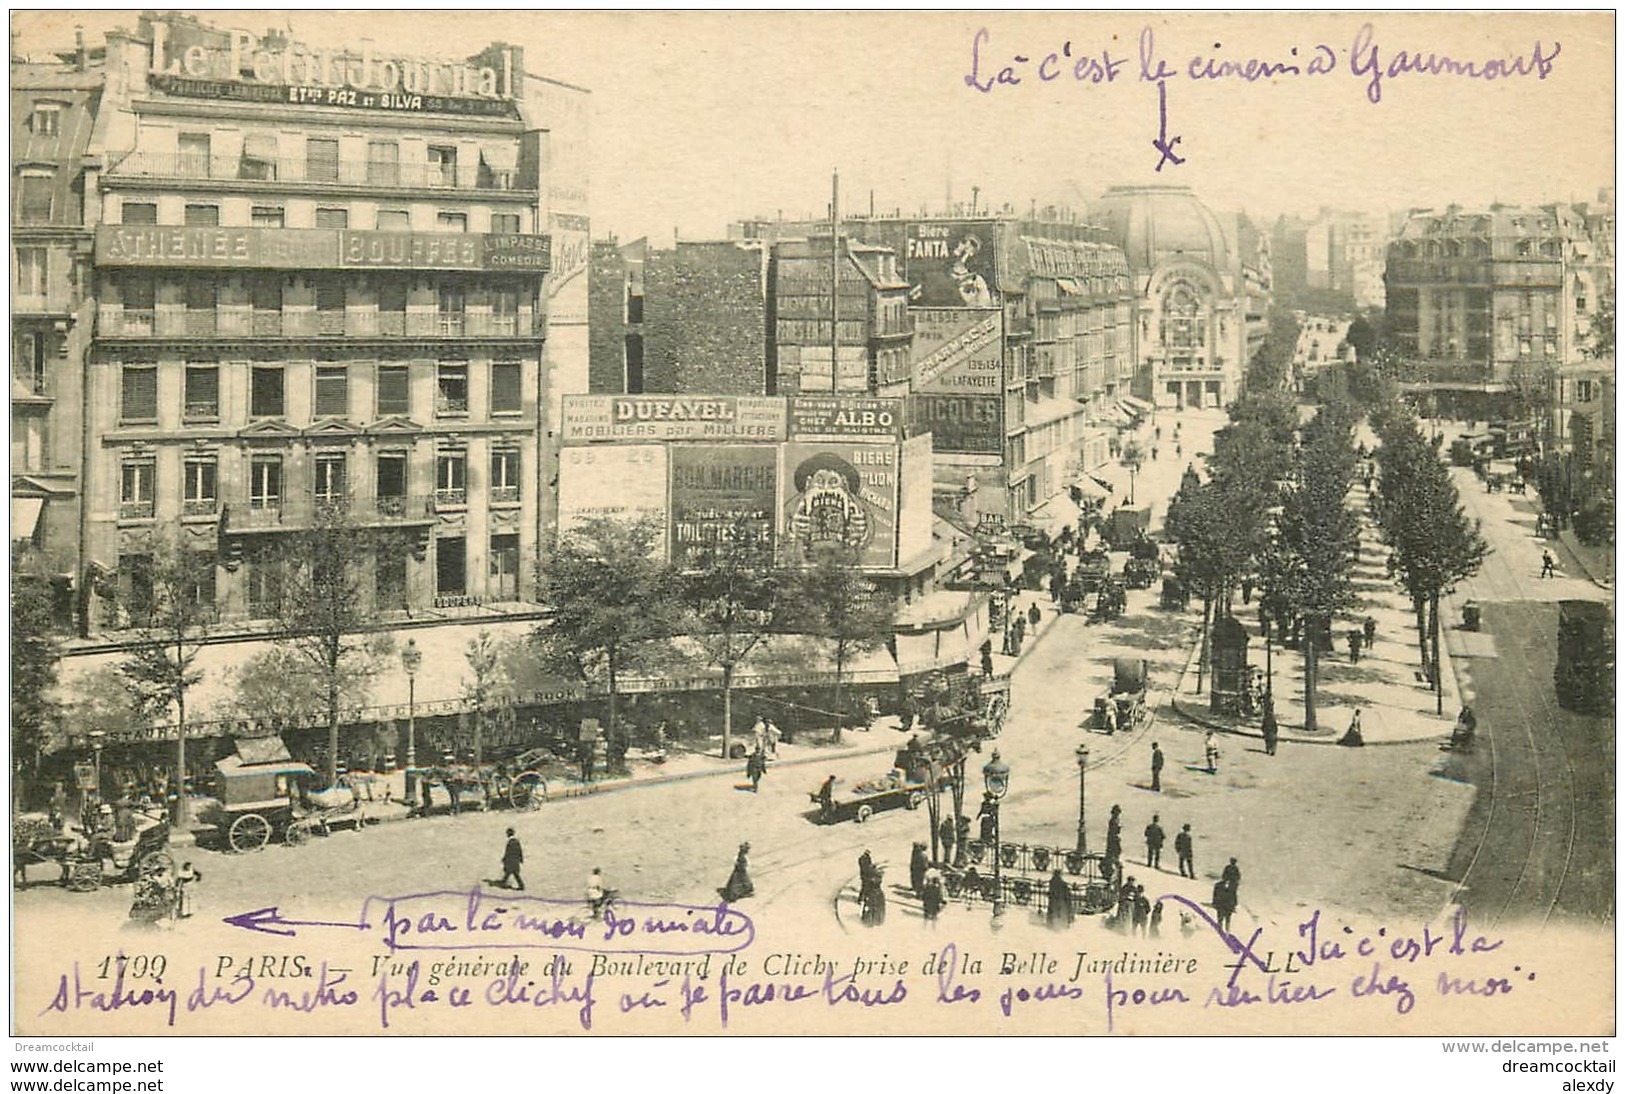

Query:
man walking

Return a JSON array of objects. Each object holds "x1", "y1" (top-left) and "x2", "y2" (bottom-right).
[
  {"x1": 1222, "y1": 856, "x2": 1242, "y2": 899},
  {"x1": 1540, "y1": 549, "x2": 1557, "y2": 579},
  {"x1": 1204, "y1": 731, "x2": 1220, "y2": 774},
  {"x1": 500, "y1": 828, "x2": 524, "y2": 891},
  {"x1": 1144, "y1": 814, "x2": 1165, "y2": 870},
  {"x1": 1150, "y1": 741, "x2": 1164, "y2": 791},
  {"x1": 1175, "y1": 822, "x2": 1195, "y2": 879},
  {"x1": 1261, "y1": 693, "x2": 1279, "y2": 757}
]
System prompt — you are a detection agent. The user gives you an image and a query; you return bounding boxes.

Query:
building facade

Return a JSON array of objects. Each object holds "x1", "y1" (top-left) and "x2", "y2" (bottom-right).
[
  {"x1": 12, "y1": 46, "x2": 102, "y2": 619},
  {"x1": 83, "y1": 13, "x2": 552, "y2": 634}
]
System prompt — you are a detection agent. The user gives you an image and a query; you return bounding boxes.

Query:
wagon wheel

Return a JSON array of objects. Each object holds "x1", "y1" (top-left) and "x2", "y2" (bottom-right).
[
  {"x1": 984, "y1": 694, "x2": 1009, "y2": 735},
  {"x1": 490, "y1": 773, "x2": 513, "y2": 808},
  {"x1": 509, "y1": 771, "x2": 547, "y2": 811},
  {"x1": 229, "y1": 813, "x2": 272, "y2": 853},
  {"x1": 137, "y1": 850, "x2": 174, "y2": 881},
  {"x1": 906, "y1": 790, "x2": 924, "y2": 811},
  {"x1": 284, "y1": 819, "x2": 317, "y2": 847},
  {"x1": 66, "y1": 859, "x2": 102, "y2": 893},
  {"x1": 854, "y1": 804, "x2": 874, "y2": 824}
]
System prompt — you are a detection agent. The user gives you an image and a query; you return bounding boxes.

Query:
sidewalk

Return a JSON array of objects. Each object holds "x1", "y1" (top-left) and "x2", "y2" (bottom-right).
[{"x1": 1169, "y1": 484, "x2": 1459, "y2": 747}]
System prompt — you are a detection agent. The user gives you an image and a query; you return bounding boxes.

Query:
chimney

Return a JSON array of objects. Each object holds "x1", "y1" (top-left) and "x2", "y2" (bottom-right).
[{"x1": 76, "y1": 26, "x2": 87, "y2": 71}]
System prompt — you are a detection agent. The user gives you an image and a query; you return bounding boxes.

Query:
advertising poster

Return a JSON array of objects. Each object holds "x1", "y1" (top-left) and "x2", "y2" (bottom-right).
[
  {"x1": 561, "y1": 393, "x2": 788, "y2": 444},
  {"x1": 896, "y1": 433, "x2": 935, "y2": 566},
  {"x1": 904, "y1": 219, "x2": 1001, "y2": 307},
  {"x1": 787, "y1": 395, "x2": 905, "y2": 442},
  {"x1": 778, "y1": 440, "x2": 899, "y2": 568},
  {"x1": 668, "y1": 444, "x2": 779, "y2": 569},
  {"x1": 556, "y1": 444, "x2": 668, "y2": 551}
]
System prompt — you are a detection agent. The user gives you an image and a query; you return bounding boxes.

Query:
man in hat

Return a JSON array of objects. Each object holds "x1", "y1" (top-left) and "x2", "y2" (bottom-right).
[
  {"x1": 1175, "y1": 822, "x2": 1195, "y2": 879},
  {"x1": 1150, "y1": 741, "x2": 1164, "y2": 791},
  {"x1": 500, "y1": 828, "x2": 524, "y2": 891}
]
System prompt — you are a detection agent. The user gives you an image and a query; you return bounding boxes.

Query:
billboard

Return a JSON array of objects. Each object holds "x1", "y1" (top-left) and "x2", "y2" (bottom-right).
[
  {"x1": 779, "y1": 441, "x2": 899, "y2": 569},
  {"x1": 904, "y1": 220, "x2": 1000, "y2": 307},
  {"x1": 561, "y1": 394, "x2": 787, "y2": 444},
  {"x1": 907, "y1": 308, "x2": 1004, "y2": 455},
  {"x1": 896, "y1": 433, "x2": 935, "y2": 567},
  {"x1": 668, "y1": 445, "x2": 779, "y2": 570},
  {"x1": 95, "y1": 226, "x2": 549, "y2": 271},
  {"x1": 908, "y1": 393, "x2": 1003, "y2": 456},
  {"x1": 556, "y1": 445, "x2": 668, "y2": 555},
  {"x1": 788, "y1": 396, "x2": 905, "y2": 441}
]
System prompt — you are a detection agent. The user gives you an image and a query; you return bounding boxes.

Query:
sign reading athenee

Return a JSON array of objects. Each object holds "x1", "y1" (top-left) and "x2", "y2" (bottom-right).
[
  {"x1": 668, "y1": 446, "x2": 778, "y2": 570},
  {"x1": 94, "y1": 227, "x2": 549, "y2": 272},
  {"x1": 787, "y1": 396, "x2": 905, "y2": 442},
  {"x1": 779, "y1": 441, "x2": 899, "y2": 569},
  {"x1": 560, "y1": 395, "x2": 787, "y2": 444}
]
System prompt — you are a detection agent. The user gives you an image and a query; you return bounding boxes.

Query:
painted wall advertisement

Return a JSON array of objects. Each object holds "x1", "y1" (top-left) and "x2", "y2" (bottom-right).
[
  {"x1": 904, "y1": 219, "x2": 1000, "y2": 307},
  {"x1": 668, "y1": 445, "x2": 778, "y2": 570},
  {"x1": 907, "y1": 308, "x2": 1004, "y2": 454},
  {"x1": 556, "y1": 444, "x2": 668, "y2": 554},
  {"x1": 779, "y1": 441, "x2": 899, "y2": 569},
  {"x1": 561, "y1": 394, "x2": 788, "y2": 444}
]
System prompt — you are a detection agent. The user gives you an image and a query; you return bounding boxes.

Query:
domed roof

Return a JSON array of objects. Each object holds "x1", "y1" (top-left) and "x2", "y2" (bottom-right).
[{"x1": 1093, "y1": 185, "x2": 1231, "y2": 271}]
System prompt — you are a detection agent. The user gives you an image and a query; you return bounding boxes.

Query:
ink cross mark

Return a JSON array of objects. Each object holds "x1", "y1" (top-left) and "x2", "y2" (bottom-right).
[{"x1": 1152, "y1": 80, "x2": 1185, "y2": 171}]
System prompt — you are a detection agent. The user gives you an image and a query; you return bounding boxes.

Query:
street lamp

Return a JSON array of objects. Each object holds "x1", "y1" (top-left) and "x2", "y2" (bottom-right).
[
  {"x1": 982, "y1": 750, "x2": 1010, "y2": 921},
  {"x1": 1074, "y1": 745, "x2": 1090, "y2": 853},
  {"x1": 401, "y1": 637, "x2": 422, "y2": 772}
]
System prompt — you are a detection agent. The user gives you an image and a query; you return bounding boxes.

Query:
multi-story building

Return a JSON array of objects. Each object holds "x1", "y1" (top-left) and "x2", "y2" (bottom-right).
[
  {"x1": 1384, "y1": 200, "x2": 1609, "y2": 417},
  {"x1": 770, "y1": 235, "x2": 911, "y2": 397},
  {"x1": 1272, "y1": 208, "x2": 1387, "y2": 310},
  {"x1": 83, "y1": 13, "x2": 552, "y2": 634},
  {"x1": 11, "y1": 41, "x2": 102, "y2": 622}
]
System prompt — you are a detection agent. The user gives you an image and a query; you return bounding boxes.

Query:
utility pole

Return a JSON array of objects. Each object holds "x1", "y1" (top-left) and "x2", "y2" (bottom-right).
[{"x1": 830, "y1": 169, "x2": 840, "y2": 393}]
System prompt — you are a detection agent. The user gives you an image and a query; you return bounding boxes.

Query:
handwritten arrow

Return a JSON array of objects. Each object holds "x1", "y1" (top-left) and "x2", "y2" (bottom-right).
[{"x1": 223, "y1": 906, "x2": 370, "y2": 938}]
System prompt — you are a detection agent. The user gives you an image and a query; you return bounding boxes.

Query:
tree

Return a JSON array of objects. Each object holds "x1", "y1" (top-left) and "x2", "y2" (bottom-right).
[
  {"x1": 684, "y1": 522, "x2": 782, "y2": 759},
  {"x1": 784, "y1": 547, "x2": 896, "y2": 742},
  {"x1": 275, "y1": 504, "x2": 393, "y2": 784},
  {"x1": 1585, "y1": 293, "x2": 1614, "y2": 359},
  {"x1": 1119, "y1": 438, "x2": 1146, "y2": 505},
  {"x1": 462, "y1": 630, "x2": 511, "y2": 764},
  {"x1": 536, "y1": 517, "x2": 683, "y2": 748},
  {"x1": 219, "y1": 646, "x2": 374, "y2": 736},
  {"x1": 11, "y1": 564, "x2": 61, "y2": 810},
  {"x1": 118, "y1": 537, "x2": 213, "y2": 825}
]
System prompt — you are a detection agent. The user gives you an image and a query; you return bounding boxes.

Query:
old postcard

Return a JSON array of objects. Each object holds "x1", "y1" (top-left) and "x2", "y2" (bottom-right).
[{"x1": 9, "y1": 9, "x2": 1614, "y2": 1042}]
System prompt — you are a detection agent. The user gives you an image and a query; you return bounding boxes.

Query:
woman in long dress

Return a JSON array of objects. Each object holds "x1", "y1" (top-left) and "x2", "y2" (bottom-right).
[
  {"x1": 1046, "y1": 869, "x2": 1074, "y2": 930},
  {"x1": 719, "y1": 842, "x2": 754, "y2": 902}
]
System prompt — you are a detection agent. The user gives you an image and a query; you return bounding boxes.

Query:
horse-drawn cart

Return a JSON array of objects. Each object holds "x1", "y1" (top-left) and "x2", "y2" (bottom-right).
[
  {"x1": 1091, "y1": 657, "x2": 1150, "y2": 734},
  {"x1": 14, "y1": 811, "x2": 172, "y2": 892}
]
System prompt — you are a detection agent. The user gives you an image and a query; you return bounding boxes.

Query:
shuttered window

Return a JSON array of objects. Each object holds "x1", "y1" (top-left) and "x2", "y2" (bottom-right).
[
  {"x1": 184, "y1": 365, "x2": 219, "y2": 420},
  {"x1": 314, "y1": 365, "x2": 348, "y2": 417},
  {"x1": 491, "y1": 361, "x2": 522, "y2": 414},
  {"x1": 120, "y1": 363, "x2": 158, "y2": 422},
  {"x1": 307, "y1": 138, "x2": 340, "y2": 183},
  {"x1": 376, "y1": 365, "x2": 410, "y2": 416}
]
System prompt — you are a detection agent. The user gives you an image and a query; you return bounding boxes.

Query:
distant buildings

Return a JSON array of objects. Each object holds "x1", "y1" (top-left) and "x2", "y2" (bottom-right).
[{"x1": 1272, "y1": 208, "x2": 1388, "y2": 310}]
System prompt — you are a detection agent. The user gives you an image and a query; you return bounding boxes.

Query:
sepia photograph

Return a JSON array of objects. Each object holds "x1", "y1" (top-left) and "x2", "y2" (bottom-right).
[{"x1": 6, "y1": 6, "x2": 1615, "y2": 1066}]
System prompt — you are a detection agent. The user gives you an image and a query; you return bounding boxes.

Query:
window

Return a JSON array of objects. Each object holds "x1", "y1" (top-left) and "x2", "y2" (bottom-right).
[
  {"x1": 183, "y1": 457, "x2": 218, "y2": 516},
  {"x1": 177, "y1": 132, "x2": 210, "y2": 176},
  {"x1": 376, "y1": 553, "x2": 407, "y2": 611},
  {"x1": 376, "y1": 208, "x2": 410, "y2": 232},
  {"x1": 249, "y1": 456, "x2": 282, "y2": 510},
  {"x1": 436, "y1": 361, "x2": 469, "y2": 415},
  {"x1": 436, "y1": 211, "x2": 468, "y2": 233},
  {"x1": 438, "y1": 286, "x2": 465, "y2": 335},
  {"x1": 247, "y1": 555, "x2": 282, "y2": 619},
  {"x1": 184, "y1": 364, "x2": 219, "y2": 420},
  {"x1": 378, "y1": 279, "x2": 408, "y2": 314},
  {"x1": 14, "y1": 332, "x2": 46, "y2": 394},
  {"x1": 435, "y1": 536, "x2": 466, "y2": 595},
  {"x1": 491, "y1": 288, "x2": 519, "y2": 334},
  {"x1": 184, "y1": 276, "x2": 217, "y2": 311},
  {"x1": 306, "y1": 137, "x2": 340, "y2": 183},
  {"x1": 314, "y1": 365, "x2": 348, "y2": 417},
  {"x1": 121, "y1": 273, "x2": 155, "y2": 313},
  {"x1": 30, "y1": 102, "x2": 61, "y2": 136},
  {"x1": 436, "y1": 449, "x2": 467, "y2": 505},
  {"x1": 124, "y1": 554, "x2": 154, "y2": 624},
  {"x1": 427, "y1": 145, "x2": 457, "y2": 187},
  {"x1": 376, "y1": 453, "x2": 408, "y2": 513},
  {"x1": 491, "y1": 361, "x2": 522, "y2": 413},
  {"x1": 376, "y1": 365, "x2": 411, "y2": 416},
  {"x1": 182, "y1": 552, "x2": 217, "y2": 613},
  {"x1": 240, "y1": 132, "x2": 277, "y2": 180},
  {"x1": 18, "y1": 173, "x2": 52, "y2": 222},
  {"x1": 313, "y1": 452, "x2": 347, "y2": 501},
  {"x1": 16, "y1": 247, "x2": 47, "y2": 296},
  {"x1": 491, "y1": 212, "x2": 521, "y2": 234},
  {"x1": 366, "y1": 140, "x2": 399, "y2": 186},
  {"x1": 491, "y1": 447, "x2": 520, "y2": 503},
  {"x1": 489, "y1": 534, "x2": 519, "y2": 600},
  {"x1": 314, "y1": 206, "x2": 349, "y2": 229},
  {"x1": 250, "y1": 205, "x2": 285, "y2": 228},
  {"x1": 1576, "y1": 380, "x2": 1595, "y2": 403},
  {"x1": 120, "y1": 458, "x2": 155, "y2": 518},
  {"x1": 184, "y1": 203, "x2": 220, "y2": 227},
  {"x1": 251, "y1": 275, "x2": 282, "y2": 311},
  {"x1": 121, "y1": 201, "x2": 157, "y2": 225},
  {"x1": 120, "y1": 362, "x2": 158, "y2": 423},
  {"x1": 250, "y1": 366, "x2": 285, "y2": 417}
]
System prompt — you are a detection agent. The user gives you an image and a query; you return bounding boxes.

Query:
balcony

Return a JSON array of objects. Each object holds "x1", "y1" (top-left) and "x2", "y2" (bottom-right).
[
  {"x1": 119, "y1": 500, "x2": 155, "y2": 521},
  {"x1": 98, "y1": 304, "x2": 543, "y2": 340},
  {"x1": 490, "y1": 485, "x2": 520, "y2": 505},
  {"x1": 433, "y1": 487, "x2": 468, "y2": 509},
  {"x1": 226, "y1": 492, "x2": 437, "y2": 532},
  {"x1": 182, "y1": 498, "x2": 218, "y2": 518},
  {"x1": 108, "y1": 153, "x2": 535, "y2": 194}
]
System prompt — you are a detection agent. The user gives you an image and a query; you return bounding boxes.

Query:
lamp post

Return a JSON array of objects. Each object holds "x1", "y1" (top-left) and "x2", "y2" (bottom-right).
[
  {"x1": 1074, "y1": 744, "x2": 1089, "y2": 853},
  {"x1": 401, "y1": 637, "x2": 422, "y2": 772},
  {"x1": 982, "y1": 750, "x2": 1010, "y2": 922}
]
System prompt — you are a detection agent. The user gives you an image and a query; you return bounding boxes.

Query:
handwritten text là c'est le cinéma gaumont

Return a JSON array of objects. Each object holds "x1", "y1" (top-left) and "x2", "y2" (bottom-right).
[{"x1": 37, "y1": 891, "x2": 1535, "y2": 1033}]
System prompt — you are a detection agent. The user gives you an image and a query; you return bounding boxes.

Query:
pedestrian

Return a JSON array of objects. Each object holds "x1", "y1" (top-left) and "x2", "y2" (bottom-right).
[
  {"x1": 816, "y1": 775, "x2": 837, "y2": 823},
  {"x1": 938, "y1": 815, "x2": 957, "y2": 864},
  {"x1": 1132, "y1": 886, "x2": 1151, "y2": 936},
  {"x1": 1222, "y1": 856, "x2": 1242, "y2": 898},
  {"x1": 980, "y1": 638, "x2": 995, "y2": 677},
  {"x1": 586, "y1": 867, "x2": 609, "y2": 918},
  {"x1": 1104, "y1": 696, "x2": 1119, "y2": 736},
  {"x1": 955, "y1": 814, "x2": 971, "y2": 860},
  {"x1": 175, "y1": 861, "x2": 202, "y2": 919},
  {"x1": 922, "y1": 865, "x2": 945, "y2": 925},
  {"x1": 751, "y1": 715, "x2": 767, "y2": 754},
  {"x1": 1540, "y1": 549, "x2": 1556, "y2": 579},
  {"x1": 1340, "y1": 708, "x2": 1365, "y2": 748},
  {"x1": 719, "y1": 842, "x2": 754, "y2": 902},
  {"x1": 1204, "y1": 731, "x2": 1220, "y2": 774},
  {"x1": 1150, "y1": 741, "x2": 1164, "y2": 791},
  {"x1": 1047, "y1": 869, "x2": 1075, "y2": 930},
  {"x1": 858, "y1": 854, "x2": 886, "y2": 927},
  {"x1": 746, "y1": 746, "x2": 767, "y2": 792},
  {"x1": 1175, "y1": 822, "x2": 1195, "y2": 879},
  {"x1": 419, "y1": 774, "x2": 433, "y2": 817},
  {"x1": 978, "y1": 792, "x2": 999, "y2": 844},
  {"x1": 910, "y1": 841, "x2": 928, "y2": 898},
  {"x1": 1144, "y1": 814, "x2": 1165, "y2": 869},
  {"x1": 1261, "y1": 692, "x2": 1278, "y2": 756},
  {"x1": 1363, "y1": 616, "x2": 1377, "y2": 648},
  {"x1": 1050, "y1": 570, "x2": 1064, "y2": 603},
  {"x1": 500, "y1": 828, "x2": 524, "y2": 890},
  {"x1": 1150, "y1": 900, "x2": 1164, "y2": 938},
  {"x1": 765, "y1": 719, "x2": 781, "y2": 758},
  {"x1": 1241, "y1": 576, "x2": 1254, "y2": 604},
  {"x1": 1028, "y1": 602, "x2": 1042, "y2": 629},
  {"x1": 1151, "y1": 445, "x2": 1159, "y2": 461},
  {"x1": 1213, "y1": 878, "x2": 1236, "y2": 933},
  {"x1": 1347, "y1": 629, "x2": 1363, "y2": 664},
  {"x1": 1105, "y1": 804, "x2": 1123, "y2": 862}
]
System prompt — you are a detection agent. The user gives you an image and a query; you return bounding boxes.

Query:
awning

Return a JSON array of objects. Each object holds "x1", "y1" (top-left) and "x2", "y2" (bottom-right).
[
  {"x1": 1103, "y1": 405, "x2": 1134, "y2": 426},
  {"x1": 11, "y1": 496, "x2": 43, "y2": 540},
  {"x1": 1025, "y1": 395, "x2": 1080, "y2": 429},
  {"x1": 1031, "y1": 493, "x2": 1082, "y2": 537},
  {"x1": 616, "y1": 635, "x2": 900, "y2": 693},
  {"x1": 1054, "y1": 277, "x2": 1082, "y2": 295},
  {"x1": 1073, "y1": 476, "x2": 1111, "y2": 500},
  {"x1": 1120, "y1": 395, "x2": 1154, "y2": 414}
]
